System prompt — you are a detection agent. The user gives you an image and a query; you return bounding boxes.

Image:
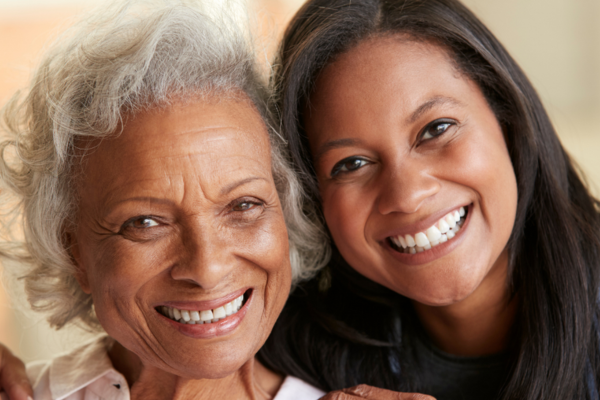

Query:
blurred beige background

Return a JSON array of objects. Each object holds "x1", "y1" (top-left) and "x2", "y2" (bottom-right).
[{"x1": 0, "y1": 0, "x2": 599, "y2": 362}]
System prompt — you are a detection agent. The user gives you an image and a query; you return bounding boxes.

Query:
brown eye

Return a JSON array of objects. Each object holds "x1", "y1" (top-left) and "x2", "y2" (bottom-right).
[
  {"x1": 233, "y1": 202, "x2": 255, "y2": 211},
  {"x1": 331, "y1": 157, "x2": 369, "y2": 177},
  {"x1": 421, "y1": 118, "x2": 456, "y2": 140},
  {"x1": 231, "y1": 198, "x2": 265, "y2": 213},
  {"x1": 124, "y1": 217, "x2": 159, "y2": 230}
]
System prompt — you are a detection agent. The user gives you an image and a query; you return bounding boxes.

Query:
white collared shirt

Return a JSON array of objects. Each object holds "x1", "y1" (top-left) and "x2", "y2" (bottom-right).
[{"x1": 1, "y1": 336, "x2": 325, "y2": 400}]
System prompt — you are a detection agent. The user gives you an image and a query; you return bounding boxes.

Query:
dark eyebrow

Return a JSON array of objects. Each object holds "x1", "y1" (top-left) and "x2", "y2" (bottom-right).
[
  {"x1": 408, "y1": 96, "x2": 464, "y2": 124},
  {"x1": 314, "y1": 97, "x2": 462, "y2": 162},
  {"x1": 314, "y1": 138, "x2": 363, "y2": 163},
  {"x1": 220, "y1": 176, "x2": 268, "y2": 196}
]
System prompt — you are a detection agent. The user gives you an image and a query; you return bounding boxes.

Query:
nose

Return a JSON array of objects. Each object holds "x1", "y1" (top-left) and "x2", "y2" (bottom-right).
[
  {"x1": 376, "y1": 158, "x2": 440, "y2": 215},
  {"x1": 170, "y1": 219, "x2": 236, "y2": 290}
]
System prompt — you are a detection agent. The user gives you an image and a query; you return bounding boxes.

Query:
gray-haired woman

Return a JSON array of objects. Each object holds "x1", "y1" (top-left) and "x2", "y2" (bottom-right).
[{"x1": 0, "y1": 1, "x2": 333, "y2": 398}]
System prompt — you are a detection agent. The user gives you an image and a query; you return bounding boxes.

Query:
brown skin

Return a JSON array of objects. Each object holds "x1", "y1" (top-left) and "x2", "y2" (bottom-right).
[
  {"x1": 321, "y1": 385, "x2": 435, "y2": 400},
  {"x1": 0, "y1": 36, "x2": 520, "y2": 400},
  {"x1": 0, "y1": 92, "x2": 426, "y2": 400},
  {"x1": 0, "y1": 347, "x2": 32, "y2": 400},
  {"x1": 305, "y1": 36, "x2": 518, "y2": 357},
  {"x1": 68, "y1": 95, "x2": 289, "y2": 399}
]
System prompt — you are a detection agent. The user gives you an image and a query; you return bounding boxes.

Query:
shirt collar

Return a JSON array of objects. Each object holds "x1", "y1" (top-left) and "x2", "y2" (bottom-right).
[{"x1": 48, "y1": 335, "x2": 125, "y2": 399}]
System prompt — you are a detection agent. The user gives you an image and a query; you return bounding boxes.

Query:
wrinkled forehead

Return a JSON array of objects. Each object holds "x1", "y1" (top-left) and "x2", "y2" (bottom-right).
[
  {"x1": 72, "y1": 95, "x2": 274, "y2": 206},
  {"x1": 74, "y1": 90, "x2": 271, "y2": 159}
]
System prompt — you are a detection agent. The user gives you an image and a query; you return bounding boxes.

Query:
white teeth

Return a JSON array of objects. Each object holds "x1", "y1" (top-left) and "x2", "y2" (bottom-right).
[
  {"x1": 180, "y1": 310, "x2": 191, "y2": 322},
  {"x1": 389, "y1": 207, "x2": 468, "y2": 254},
  {"x1": 200, "y1": 310, "x2": 214, "y2": 322},
  {"x1": 214, "y1": 306, "x2": 226, "y2": 319},
  {"x1": 425, "y1": 226, "x2": 441, "y2": 242},
  {"x1": 162, "y1": 293, "x2": 246, "y2": 324},
  {"x1": 445, "y1": 214, "x2": 456, "y2": 228},
  {"x1": 415, "y1": 232, "x2": 429, "y2": 247},
  {"x1": 438, "y1": 219, "x2": 450, "y2": 233},
  {"x1": 398, "y1": 235, "x2": 408, "y2": 248}
]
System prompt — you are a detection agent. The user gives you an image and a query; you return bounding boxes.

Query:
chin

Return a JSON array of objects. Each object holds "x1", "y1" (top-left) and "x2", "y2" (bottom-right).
[
  {"x1": 404, "y1": 273, "x2": 484, "y2": 308},
  {"x1": 163, "y1": 349, "x2": 255, "y2": 380},
  {"x1": 413, "y1": 292, "x2": 473, "y2": 307}
]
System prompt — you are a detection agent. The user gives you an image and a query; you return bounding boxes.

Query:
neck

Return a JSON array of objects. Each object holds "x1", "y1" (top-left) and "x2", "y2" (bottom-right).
[
  {"x1": 108, "y1": 343, "x2": 283, "y2": 400},
  {"x1": 412, "y1": 250, "x2": 518, "y2": 356}
]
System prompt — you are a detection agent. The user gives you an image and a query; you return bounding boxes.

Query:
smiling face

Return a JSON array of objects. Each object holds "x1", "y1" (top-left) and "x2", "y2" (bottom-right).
[
  {"x1": 71, "y1": 95, "x2": 291, "y2": 379},
  {"x1": 305, "y1": 36, "x2": 518, "y2": 307}
]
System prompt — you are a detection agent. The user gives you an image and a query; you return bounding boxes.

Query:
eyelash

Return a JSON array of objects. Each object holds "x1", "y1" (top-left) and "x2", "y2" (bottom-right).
[
  {"x1": 231, "y1": 199, "x2": 261, "y2": 211},
  {"x1": 328, "y1": 119, "x2": 456, "y2": 177},
  {"x1": 420, "y1": 118, "x2": 456, "y2": 141},
  {"x1": 120, "y1": 199, "x2": 262, "y2": 229},
  {"x1": 330, "y1": 157, "x2": 370, "y2": 177},
  {"x1": 227, "y1": 197, "x2": 265, "y2": 219},
  {"x1": 120, "y1": 216, "x2": 160, "y2": 233}
]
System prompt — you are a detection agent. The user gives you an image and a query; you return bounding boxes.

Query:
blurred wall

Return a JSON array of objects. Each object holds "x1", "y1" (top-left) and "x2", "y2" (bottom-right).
[
  {"x1": 0, "y1": 0, "x2": 599, "y2": 362},
  {"x1": 462, "y1": 0, "x2": 600, "y2": 194}
]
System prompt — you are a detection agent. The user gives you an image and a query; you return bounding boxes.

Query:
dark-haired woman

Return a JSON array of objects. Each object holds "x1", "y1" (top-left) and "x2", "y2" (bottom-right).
[
  {"x1": 256, "y1": 0, "x2": 600, "y2": 399},
  {"x1": 1, "y1": 0, "x2": 599, "y2": 400}
]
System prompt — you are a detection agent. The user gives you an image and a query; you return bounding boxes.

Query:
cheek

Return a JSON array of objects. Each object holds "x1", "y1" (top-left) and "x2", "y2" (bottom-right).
[
  {"x1": 80, "y1": 237, "x2": 172, "y2": 327},
  {"x1": 245, "y1": 217, "x2": 290, "y2": 274},
  {"x1": 321, "y1": 183, "x2": 375, "y2": 263},
  {"x1": 465, "y1": 136, "x2": 516, "y2": 219},
  {"x1": 243, "y1": 217, "x2": 292, "y2": 309},
  {"x1": 89, "y1": 241, "x2": 168, "y2": 291},
  {"x1": 451, "y1": 128, "x2": 518, "y2": 252}
]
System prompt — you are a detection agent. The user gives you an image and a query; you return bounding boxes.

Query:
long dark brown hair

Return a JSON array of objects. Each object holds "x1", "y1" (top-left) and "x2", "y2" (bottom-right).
[{"x1": 257, "y1": 0, "x2": 600, "y2": 399}]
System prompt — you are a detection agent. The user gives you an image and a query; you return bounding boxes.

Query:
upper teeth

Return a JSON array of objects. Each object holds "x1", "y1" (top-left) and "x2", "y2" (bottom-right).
[
  {"x1": 390, "y1": 207, "x2": 466, "y2": 254},
  {"x1": 159, "y1": 294, "x2": 244, "y2": 325}
]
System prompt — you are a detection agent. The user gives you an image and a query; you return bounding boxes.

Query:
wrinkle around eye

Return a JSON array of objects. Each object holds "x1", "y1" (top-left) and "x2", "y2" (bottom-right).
[
  {"x1": 86, "y1": 217, "x2": 122, "y2": 240},
  {"x1": 119, "y1": 224, "x2": 171, "y2": 242}
]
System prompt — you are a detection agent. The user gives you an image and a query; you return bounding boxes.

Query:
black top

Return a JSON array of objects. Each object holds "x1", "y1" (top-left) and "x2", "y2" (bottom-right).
[{"x1": 411, "y1": 333, "x2": 510, "y2": 400}]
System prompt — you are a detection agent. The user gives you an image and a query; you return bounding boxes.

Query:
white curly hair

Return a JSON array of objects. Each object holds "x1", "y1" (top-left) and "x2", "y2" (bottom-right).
[{"x1": 0, "y1": 0, "x2": 329, "y2": 330}]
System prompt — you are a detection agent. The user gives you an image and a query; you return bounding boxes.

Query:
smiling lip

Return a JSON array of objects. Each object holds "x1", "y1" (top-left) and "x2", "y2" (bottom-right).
[
  {"x1": 377, "y1": 204, "x2": 471, "y2": 241},
  {"x1": 160, "y1": 287, "x2": 248, "y2": 311},
  {"x1": 384, "y1": 204, "x2": 472, "y2": 266},
  {"x1": 157, "y1": 288, "x2": 252, "y2": 339}
]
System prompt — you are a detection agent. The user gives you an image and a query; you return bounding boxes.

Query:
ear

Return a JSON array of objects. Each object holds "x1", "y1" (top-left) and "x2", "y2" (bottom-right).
[{"x1": 67, "y1": 231, "x2": 92, "y2": 294}]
